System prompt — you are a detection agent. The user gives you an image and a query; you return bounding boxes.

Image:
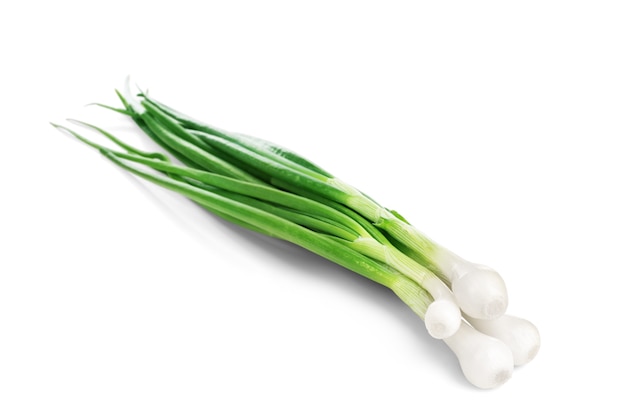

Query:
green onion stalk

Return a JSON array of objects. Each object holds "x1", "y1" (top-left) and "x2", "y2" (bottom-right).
[
  {"x1": 53, "y1": 120, "x2": 458, "y2": 340},
  {"x1": 128, "y1": 90, "x2": 508, "y2": 321},
  {"x1": 52, "y1": 81, "x2": 541, "y2": 388},
  {"x1": 118, "y1": 87, "x2": 462, "y2": 338}
]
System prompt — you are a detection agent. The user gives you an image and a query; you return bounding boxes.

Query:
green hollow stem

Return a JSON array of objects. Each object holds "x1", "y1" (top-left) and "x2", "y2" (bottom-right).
[
  {"x1": 140, "y1": 113, "x2": 263, "y2": 184},
  {"x1": 118, "y1": 91, "x2": 485, "y2": 302},
  {"x1": 54, "y1": 122, "x2": 373, "y2": 244},
  {"x1": 53, "y1": 115, "x2": 450, "y2": 335},
  {"x1": 201, "y1": 203, "x2": 432, "y2": 321},
  {"x1": 140, "y1": 95, "x2": 333, "y2": 177},
  {"x1": 119, "y1": 88, "x2": 503, "y2": 314},
  {"x1": 129, "y1": 93, "x2": 444, "y2": 262},
  {"x1": 101, "y1": 149, "x2": 433, "y2": 317},
  {"x1": 53, "y1": 120, "x2": 434, "y2": 314}
]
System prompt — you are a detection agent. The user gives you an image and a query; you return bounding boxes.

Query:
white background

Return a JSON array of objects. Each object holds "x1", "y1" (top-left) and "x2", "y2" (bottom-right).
[{"x1": 2, "y1": 1, "x2": 625, "y2": 416}]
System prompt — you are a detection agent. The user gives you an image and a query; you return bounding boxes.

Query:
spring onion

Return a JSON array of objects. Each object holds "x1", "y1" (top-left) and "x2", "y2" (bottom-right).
[{"x1": 52, "y1": 80, "x2": 540, "y2": 388}]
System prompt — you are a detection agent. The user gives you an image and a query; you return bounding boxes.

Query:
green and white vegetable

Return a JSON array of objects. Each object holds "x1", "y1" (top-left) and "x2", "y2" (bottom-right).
[{"x1": 53, "y1": 80, "x2": 539, "y2": 388}]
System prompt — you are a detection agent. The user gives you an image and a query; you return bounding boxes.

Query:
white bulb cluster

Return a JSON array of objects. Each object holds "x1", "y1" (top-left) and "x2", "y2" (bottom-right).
[{"x1": 433, "y1": 254, "x2": 540, "y2": 389}]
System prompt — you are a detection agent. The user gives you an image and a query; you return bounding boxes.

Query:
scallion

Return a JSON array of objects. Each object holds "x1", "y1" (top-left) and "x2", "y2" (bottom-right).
[{"x1": 52, "y1": 80, "x2": 540, "y2": 388}]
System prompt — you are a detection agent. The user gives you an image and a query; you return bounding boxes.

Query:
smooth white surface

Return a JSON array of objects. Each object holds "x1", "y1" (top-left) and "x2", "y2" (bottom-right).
[{"x1": 2, "y1": 0, "x2": 625, "y2": 416}]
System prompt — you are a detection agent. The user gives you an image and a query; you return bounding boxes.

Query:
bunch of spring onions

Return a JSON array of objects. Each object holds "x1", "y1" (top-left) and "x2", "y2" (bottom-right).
[{"x1": 53, "y1": 81, "x2": 540, "y2": 389}]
